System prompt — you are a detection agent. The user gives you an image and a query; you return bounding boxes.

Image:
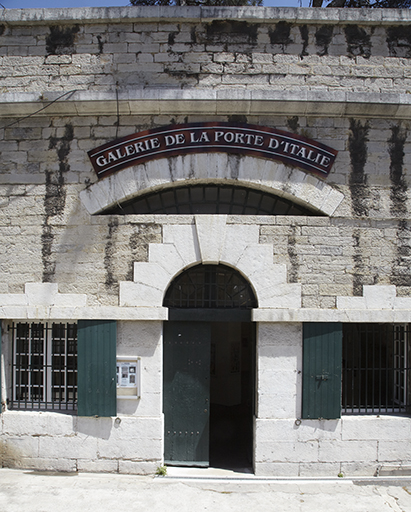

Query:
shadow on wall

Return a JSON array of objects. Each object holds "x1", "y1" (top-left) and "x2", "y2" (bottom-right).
[
  {"x1": 75, "y1": 416, "x2": 113, "y2": 440},
  {"x1": 293, "y1": 418, "x2": 340, "y2": 434}
]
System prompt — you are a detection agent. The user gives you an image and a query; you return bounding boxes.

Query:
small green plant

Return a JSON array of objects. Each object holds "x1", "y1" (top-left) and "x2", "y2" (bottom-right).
[
  {"x1": 337, "y1": 472, "x2": 344, "y2": 478},
  {"x1": 156, "y1": 465, "x2": 167, "y2": 476}
]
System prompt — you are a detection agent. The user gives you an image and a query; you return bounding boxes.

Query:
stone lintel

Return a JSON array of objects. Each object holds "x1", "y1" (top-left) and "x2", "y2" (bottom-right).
[
  {"x1": 2, "y1": 91, "x2": 411, "y2": 120},
  {"x1": 0, "y1": 306, "x2": 168, "y2": 321},
  {"x1": 2, "y1": 305, "x2": 411, "y2": 323},
  {"x1": 253, "y1": 308, "x2": 411, "y2": 323}
]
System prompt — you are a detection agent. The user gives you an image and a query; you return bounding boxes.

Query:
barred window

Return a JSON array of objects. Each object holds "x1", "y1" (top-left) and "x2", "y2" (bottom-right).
[
  {"x1": 11, "y1": 322, "x2": 77, "y2": 411},
  {"x1": 163, "y1": 264, "x2": 257, "y2": 309},
  {"x1": 342, "y1": 323, "x2": 411, "y2": 415},
  {"x1": 104, "y1": 184, "x2": 317, "y2": 216}
]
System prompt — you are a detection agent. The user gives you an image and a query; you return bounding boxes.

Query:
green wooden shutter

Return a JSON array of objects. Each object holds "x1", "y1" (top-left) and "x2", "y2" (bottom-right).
[
  {"x1": 77, "y1": 320, "x2": 117, "y2": 417},
  {"x1": 302, "y1": 322, "x2": 342, "y2": 420}
]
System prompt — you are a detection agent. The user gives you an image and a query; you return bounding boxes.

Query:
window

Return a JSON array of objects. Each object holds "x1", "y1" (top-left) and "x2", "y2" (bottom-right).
[
  {"x1": 302, "y1": 322, "x2": 411, "y2": 420},
  {"x1": 104, "y1": 183, "x2": 318, "y2": 216},
  {"x1": 163, "y1": 264, "x2": 257, "y2": 309},
  {"x1": 11, "y1": 322, "x2": 77, "y2": 411},
  {"x1": 342, "y1": 323, "x2": 411, "y2": 415}
]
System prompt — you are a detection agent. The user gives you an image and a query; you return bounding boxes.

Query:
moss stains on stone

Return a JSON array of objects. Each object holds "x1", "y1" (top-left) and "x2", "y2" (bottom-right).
[
  {"x1": 104, "y1": 217, "x2": 119, "y2": 288},
  {"x1": 168, "y1": 32, "x2": 176, "y2": 46},
  {"x1": 344, "y1": 25, "x2": 372, "y2": 59},
  {"x1": 287, "y1": 116, "x2": 299, "y2": 133},
  {"x1": 299, "y1": 25, "x2": 309, "y2": 58},
  {"x1": 97, "y1": 34, "x2": 104, "y2": 54},
  {"x1": 389, "y1": 124, "x2": 408, "y2": 218},
  {"x1": 348, "y1": 118, "x2": 370, "y2": 218},
  {"x1": 315, "y1": 25, "x2": 334, "y2": 56},
  {"x1": 228, "y1": 114, "x2": 248, "y2": 124},
  {"x1": 206, "y1": 21, "x2": 258, "y2": 44},
  {"x1": 387, "y1": 25, "x2": 411, "y2": 58},
  {"x1": 352, "y1": 229, "x2": 365, "y2": 296},
  {"x1": 391, "y1": 220, "x2": 411, "y2": 287},
  {"x1": 42, "y1": 123, "x2": 74, "y2": 283},
  {"x1": 288, "y1": 224, "x2": 299, "y2": 284},
  {"x1": 126, "y1": 223, "x2": 162, "y2": 282},
  {"x1": 46, "y1": 25, "x2": 80, "y2": 56},
  {"x1": 269, "y1": 21, "x2": 292, "y2": 50}
]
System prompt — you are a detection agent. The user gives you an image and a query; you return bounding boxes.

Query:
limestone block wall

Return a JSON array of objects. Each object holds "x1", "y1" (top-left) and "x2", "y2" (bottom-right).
[
  {"x1": 1, "y1": 199, "x2": 410, "y2": 309},
  {"x1": 0, "y1": 7, "x2": 410, "y2": 94},
  {"x1": 254, "y1": 323, "x2": 411, "y2": 477},
  {"x1": 1, "y1": 320, "x2": 163, "y2": 474},
  {"x1": 0, "y1": 111, "x2": 410, "y2": 305},
  {"x1": 0, "y1": 7, "x2": 411, "y2": 477}
]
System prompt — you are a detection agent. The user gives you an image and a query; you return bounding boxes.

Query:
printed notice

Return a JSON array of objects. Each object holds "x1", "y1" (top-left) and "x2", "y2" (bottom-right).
[{"x1": 117, "y1": 362, "x2": 137, "y2": 388}]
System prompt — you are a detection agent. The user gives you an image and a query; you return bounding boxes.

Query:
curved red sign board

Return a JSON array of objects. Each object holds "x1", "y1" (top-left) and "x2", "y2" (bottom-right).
[{"x1": 88, "y1": 122, "x2": 338, "y2": 180}]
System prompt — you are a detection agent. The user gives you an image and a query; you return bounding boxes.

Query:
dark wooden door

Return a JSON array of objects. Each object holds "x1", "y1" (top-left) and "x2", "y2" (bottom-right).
[{"x1": 163, "y1": 321, "x2": 211, "y2": 466}]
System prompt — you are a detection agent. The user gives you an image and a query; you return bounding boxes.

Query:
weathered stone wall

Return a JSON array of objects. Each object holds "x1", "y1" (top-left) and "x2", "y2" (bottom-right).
[
  {"x1": 0, "y1": 8, "x2": 411, "y2": 94},
  {"x1": 1, "y1": 7, "x2": 411, "y2": 477},
  {"x1": 1, "y1": 178, "x2": 410, "y2": 305},
  {"x1": 1, "y1": 320, "x2": 163, "y2": 474},
  {"x1": 0, "y1": 111, "x2": 410, "y2": 304},
  {"x1": 255, "y1": 322, "x2": 411, "y2": 477}
]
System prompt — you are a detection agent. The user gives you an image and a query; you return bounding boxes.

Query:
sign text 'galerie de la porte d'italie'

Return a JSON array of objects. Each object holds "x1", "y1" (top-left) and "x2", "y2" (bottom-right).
[{"x1": 88, "y1": 123, "x2": 338, "y2": 179}]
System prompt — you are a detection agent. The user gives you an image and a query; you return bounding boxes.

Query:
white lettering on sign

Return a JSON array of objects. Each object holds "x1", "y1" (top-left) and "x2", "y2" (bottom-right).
[
  {"x1": 190, "y1": 131, "x2": 210, "y2": 143},
  {"x1": 268, "y1": 138, "x2": 279, "y2": 149},
  {"x1": 96, "y1": 155, "x2": 107, "y2": 166},
  {"x1": 165, "y1": 134, "x2": 186, "y2": 146},
  {"x1": 214, "y1": 131, "x2": 265, "y2": 146}
]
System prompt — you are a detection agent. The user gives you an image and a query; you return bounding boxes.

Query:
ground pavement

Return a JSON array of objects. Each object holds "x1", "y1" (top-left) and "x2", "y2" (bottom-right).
[{"x1": 2, "y1": 467, "x2": 411, "y2": 512}]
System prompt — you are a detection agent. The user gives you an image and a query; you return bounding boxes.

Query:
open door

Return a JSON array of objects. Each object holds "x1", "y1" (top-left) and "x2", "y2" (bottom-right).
[
  {"x1": 163, "y1": 264, "x2": 257, "y2": 469},
  {"x1": 163, "y1": 321, "x2": 211, "y2": 466}
]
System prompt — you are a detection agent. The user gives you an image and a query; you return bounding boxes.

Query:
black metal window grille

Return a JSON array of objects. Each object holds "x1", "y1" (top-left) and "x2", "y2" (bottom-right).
[
  {"x1": 163, "y1": 264, "x2": 257, "y2": 309},
  {"x1": 104, "y1": 184, "x2": 317, "y2": 216},
  {"x1": 11, "y1": 322, "x2": 77, "y2": 411},
  {"x1": 342, "y1": 323, "x2": 411, "y2": 415}
]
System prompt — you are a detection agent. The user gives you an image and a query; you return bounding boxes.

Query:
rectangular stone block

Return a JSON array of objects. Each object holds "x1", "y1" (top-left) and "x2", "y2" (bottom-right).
[
  {"x1": 299, "y1": 462, "x2": 341, "y2": 477},
  {"x1": 256, "y1": 440, "x2": 318, "y2": 463},
  {"x1": 2, "y1": 411, "x2": 48, "y2": 436},
  {"x1": 378, "y1": 440, "x2": 411, "y2": 462},
  {"x1": 254, "y1": 462, "x2": 299, "y2": 477},
  {"x1": 342, "y1": 416, "x2": 411, "y2": 441},
  {"x1": 4, "y1": 456, "x2": 77, "y2": 472},
  {"x1": 339, "y1": 462, "x2": 378, "y2": 476},
  {"x1": 318, "y1": 440, "x2": 378, "y2": 463},
  {"x1": 118, "y1": 460, "x2": 159, "y2": 475},
  {"x1": 38, "y1": 435, "x2": 98, "y2": 460},
  {"x1": 77, "y1": 459, "x2": 119, "y2": 473}
]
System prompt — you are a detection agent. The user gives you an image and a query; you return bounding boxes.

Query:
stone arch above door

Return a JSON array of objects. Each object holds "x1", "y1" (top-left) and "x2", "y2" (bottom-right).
[
  {"x1": 119, "y1": 215, "x2": 302, "y2": 311},
  {"x1": 80, "y1": 153, "x2": 344, "y2": 216}
]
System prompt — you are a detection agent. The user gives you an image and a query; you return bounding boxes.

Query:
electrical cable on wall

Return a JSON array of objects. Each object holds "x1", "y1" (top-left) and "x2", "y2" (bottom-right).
[{"x1": 2, "y1": 89, "x2": 77, "y2": 129}]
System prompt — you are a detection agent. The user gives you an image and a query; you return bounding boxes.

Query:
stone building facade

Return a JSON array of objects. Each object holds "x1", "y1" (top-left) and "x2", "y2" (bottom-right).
[{"x1": 1, "y1": 6, "x2": 411, "y2": 476}]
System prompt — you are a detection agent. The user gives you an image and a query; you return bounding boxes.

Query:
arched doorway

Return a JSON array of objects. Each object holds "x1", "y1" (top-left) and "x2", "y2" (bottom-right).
[{"x1": 163, "y1": 264, "x2": 257, "y2": 470}]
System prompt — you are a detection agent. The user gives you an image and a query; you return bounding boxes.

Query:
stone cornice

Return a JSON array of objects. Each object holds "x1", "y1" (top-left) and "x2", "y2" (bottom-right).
[
  {"x1": 1, "y1": 6, "x2": 411, "y2": 25},
  {"x1": 2, "y1": 306, "x2": 411, "y2": 322},
  {"x1": 1, "y1": 89, "x2": 411, "y2": 119}
]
